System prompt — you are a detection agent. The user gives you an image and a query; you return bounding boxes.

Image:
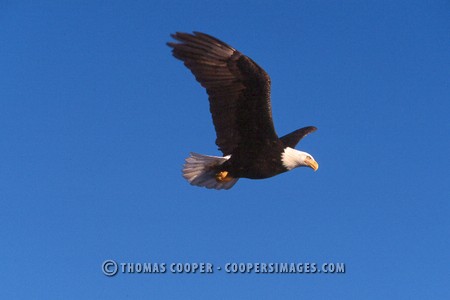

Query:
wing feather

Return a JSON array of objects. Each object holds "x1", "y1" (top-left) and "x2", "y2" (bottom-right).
[
  {"x1": 168, "y1": 32, "x2": 277, "y2": 155},
  {"x1": 280, "y1": 126, "x2": 317, "y2": 148}
]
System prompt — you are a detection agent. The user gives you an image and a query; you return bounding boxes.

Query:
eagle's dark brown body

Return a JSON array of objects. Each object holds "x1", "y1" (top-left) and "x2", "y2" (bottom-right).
[{"x1": 218, "y1": 140, "x2": 287, "y2": 179}]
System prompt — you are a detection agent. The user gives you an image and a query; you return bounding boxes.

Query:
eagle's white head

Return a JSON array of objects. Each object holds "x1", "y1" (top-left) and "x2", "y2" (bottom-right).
[{"x1": 281, "y1": 147, "x2": 319, "y2": 171}]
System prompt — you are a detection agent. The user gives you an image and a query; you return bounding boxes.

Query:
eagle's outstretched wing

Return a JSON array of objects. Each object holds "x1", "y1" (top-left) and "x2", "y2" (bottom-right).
[
  {"x1": 168, "y1": 32, "x2": 277, "y2": 155},
  {"x1": 280, "y1": 126, "x2": 317, "y2": 148}
]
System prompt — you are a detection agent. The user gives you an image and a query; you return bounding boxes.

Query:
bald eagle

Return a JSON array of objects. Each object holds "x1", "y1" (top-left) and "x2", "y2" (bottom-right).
[{"x1": 168, "y1": 32, "x2": 318, "y2": 190}]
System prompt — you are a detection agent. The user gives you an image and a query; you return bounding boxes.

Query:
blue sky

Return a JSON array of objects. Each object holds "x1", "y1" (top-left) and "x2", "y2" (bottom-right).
[{"x1": 1, "y1": 0, "x2": 449, "y2": 299}]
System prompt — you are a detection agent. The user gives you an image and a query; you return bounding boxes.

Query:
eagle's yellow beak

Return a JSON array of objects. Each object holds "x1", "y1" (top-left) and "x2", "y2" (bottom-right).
[{"x1": 305, "y1": 157, "x2": 319, "y2": 171}]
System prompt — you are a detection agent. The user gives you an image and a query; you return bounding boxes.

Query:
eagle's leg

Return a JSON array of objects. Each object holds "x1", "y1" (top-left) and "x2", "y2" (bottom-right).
[{"x1": 215, "y1": 171, "x2": 234, "y2": 183}]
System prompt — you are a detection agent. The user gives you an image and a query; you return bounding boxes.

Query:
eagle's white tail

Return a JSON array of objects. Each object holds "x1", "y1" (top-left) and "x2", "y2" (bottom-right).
[{"x1": 182, "y1": 153, "x2": 239, "y2": 190}]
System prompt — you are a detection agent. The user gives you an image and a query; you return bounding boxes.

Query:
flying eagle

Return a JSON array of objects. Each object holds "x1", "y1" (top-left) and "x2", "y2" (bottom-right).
[{"x1": 168, "y1": 32, "x2": 318, "y2": 190}]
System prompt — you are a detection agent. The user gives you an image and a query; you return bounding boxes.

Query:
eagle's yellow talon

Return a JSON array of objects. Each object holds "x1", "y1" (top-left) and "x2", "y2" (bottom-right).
[{"x1": 215, "y1": 171, "x2": 233, "y2": 182}]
